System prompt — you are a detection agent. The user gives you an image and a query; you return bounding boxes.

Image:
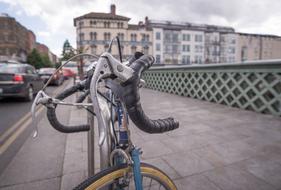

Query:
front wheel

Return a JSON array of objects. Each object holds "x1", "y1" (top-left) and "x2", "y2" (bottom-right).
[{"x1": 74, "y1": 163, "x2": 177, "y2": 190}]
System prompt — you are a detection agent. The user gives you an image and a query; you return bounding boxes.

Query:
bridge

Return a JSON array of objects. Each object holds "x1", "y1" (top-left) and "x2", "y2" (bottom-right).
[{"x1": 0, "y1": 61, "x2": 280, "y2": 189}]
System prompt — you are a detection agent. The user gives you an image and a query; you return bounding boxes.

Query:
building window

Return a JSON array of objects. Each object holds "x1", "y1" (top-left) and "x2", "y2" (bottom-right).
[
  {"x1": 156, "y1": 32, "x2": 161, "y2": 40},
  {"x1": 79, "y1": 21, "x2": 84, "y2": 27},
  {"x1": 79, "y1": 33, "x2": 85, "y2": 41},
  {"x1": 117, "y1": 33, "x2": 125, "y2": 41},
  {"x1": 164, "y1": 33, "x2": 171, "y2": 42},
  {"x1": 182, "y1": 45, "x2": 190, "y2": 52},
  {"x1": 104, "y1": 33, "x2": 111, "y2": 41},
  {"x1": 195, "y1": 45, "x2": 203, "y2": 53},
  {"x1": 172, "y1": 45, "x2": 178, "y2": 53},
  {"x1": 117, "y1": 22, "x2": 123, "y2": 28},
  {"x1": 195, "y1": 34, "x2": 203, "y2": 42},
  {"x1": 156, "y1": 55, "x2": 161, "y2": 64},
  {"x1": 142, "y1": 46, "x2": 149, "y2": 54},
  {"x1": 182, "y1": 34, "x2": 190, "y2": 41},
  {"x1": 146, "y1": 35, "x2": 150, "y2": 42},
  {"x1": 90, "y1": 32, "x2": 97, "y2": 40},
  {"x1": 228, "y1": 47, "x2": 235, "y2": 54},
  {"x1": 90, "y1": 20, "x2": 96, "y2": 25},
  {"x1": 104, "y1": 22, "x2": 110, "y2": 28},
  {"x1": 241, "y1": 46, "x2": 247, "y2": 61},
  {"x1": 172, "y1": 34, "x2": 178, "y2": 42},
  {"x1": 131, "y1": 34, "x2": 137, "y2": 42},
  {"x1": 131, "y1": 46, "x2": 137, "y2": 54},
  {"x1": 156, "y1": 43, "x2": 161, "y2": 51},
  {"x1": 182, "y1": 55, "x2": 190, "y2": 64},
  {"x1": 195, "y1": 56, "x2": 203, "y2": 64},
  {"x1": 141, "y1": 34, "x2": 144, "y2": 42},
  {"x1": 165, "y1": 45, "x2": 172, "y2": 53},
  {"x1": 91, "y1": 45, "x2": 97, "y2": 54}
]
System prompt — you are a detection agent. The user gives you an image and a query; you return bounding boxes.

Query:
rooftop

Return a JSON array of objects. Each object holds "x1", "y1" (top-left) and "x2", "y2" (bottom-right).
[
  {"x1": 148, "y1": 19, "x2": 235, "y2": 33},
  {"x1": 74, "y1": 12, "x2": 130, "y2": 22}
]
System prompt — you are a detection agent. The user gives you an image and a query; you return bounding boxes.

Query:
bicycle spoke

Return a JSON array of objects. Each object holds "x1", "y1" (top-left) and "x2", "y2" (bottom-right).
[{"x1": 149, "y1": 177, "x2": 152, "y2": 190}]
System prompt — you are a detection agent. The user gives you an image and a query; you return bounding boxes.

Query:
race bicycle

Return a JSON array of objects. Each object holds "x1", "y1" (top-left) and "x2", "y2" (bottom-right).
[{"x1": 31, "y1": 37, "x2": 179, "y2": 190}]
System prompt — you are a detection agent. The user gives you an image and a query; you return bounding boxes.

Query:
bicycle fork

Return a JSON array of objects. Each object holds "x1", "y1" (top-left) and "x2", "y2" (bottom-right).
[{"x1": 131, "y1": 148, "x2": 143, "y2": 190}]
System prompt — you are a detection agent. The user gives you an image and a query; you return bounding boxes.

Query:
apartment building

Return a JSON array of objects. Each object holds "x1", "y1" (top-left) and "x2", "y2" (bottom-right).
[
  {"x1": 0, "y1": 13, "x2": 57, "y2": 63},
  {"x1": 148, "y1": 20, "x2": 238, "y2": 64},
  {"x1": 0, "y1": 13, "x2": 29, "y2": 62},
  {"x1": 149, "y1": 20, "x2": 205, "y2": 64},
  {"x1": 238, "y1": 33, "x2": 281, "y2": 62},
  {"x1": 73, "y1": 5, "x2": 153, "y2": 60},
  {"x1": 205, "y1": 32, "x2": 220, "y2": 63},
  {"x1": 74, "y1": 5, "x2": 281, "y2": 64},
  {"x1": 220, "y1": 33, "x2": 239, "y2": 63}
]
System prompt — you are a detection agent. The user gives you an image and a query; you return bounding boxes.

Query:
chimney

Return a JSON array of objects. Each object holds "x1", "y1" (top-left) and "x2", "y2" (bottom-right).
[
  {"x1": 110, "y1": 4, "x2": 116, "y2": 15},
  {"x1": 145, "y1": 16, "x2": 149, "y2": 27}
]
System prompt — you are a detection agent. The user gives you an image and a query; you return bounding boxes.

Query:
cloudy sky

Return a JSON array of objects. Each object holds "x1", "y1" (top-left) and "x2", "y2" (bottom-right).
[{"x1": 1, "y1": 0, "x2": 281, "y2": 56}]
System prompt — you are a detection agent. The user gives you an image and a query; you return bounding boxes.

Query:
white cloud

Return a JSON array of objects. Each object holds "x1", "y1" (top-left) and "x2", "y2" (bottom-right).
[
  {"x1": 38, "y1": 31, "x2": 51, "y2": 37},
  {"x1": 1, "y1": 0, "x2": 281, "y2": 56}
]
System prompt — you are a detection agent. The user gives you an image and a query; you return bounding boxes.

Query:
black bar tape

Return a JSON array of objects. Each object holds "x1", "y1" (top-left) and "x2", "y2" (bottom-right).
[
  {"x1": 76, "y1": 90, "x2": 90, "y2": 103},
  {"x1": 46, "y1": 83, "x2": 90, "y2": 133},
  {"x1": 109, "y1": 55, "x2": 179, "y2": 133}
]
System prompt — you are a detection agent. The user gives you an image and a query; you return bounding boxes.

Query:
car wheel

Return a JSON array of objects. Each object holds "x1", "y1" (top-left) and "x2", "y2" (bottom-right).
[{"x1": 25, "y1": 86, "x2": 34, "y2": 101}]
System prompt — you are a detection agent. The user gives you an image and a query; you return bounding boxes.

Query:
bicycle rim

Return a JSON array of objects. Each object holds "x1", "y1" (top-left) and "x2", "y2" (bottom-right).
[{"x1": 74, "y1": 163, "x2": 177, "y2": 190}]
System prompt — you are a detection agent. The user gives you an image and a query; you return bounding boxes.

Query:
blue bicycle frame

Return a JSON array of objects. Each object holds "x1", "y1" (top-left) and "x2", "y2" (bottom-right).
[{"x1": 115, "y1": 101, "x2": 143, "y2": 190}]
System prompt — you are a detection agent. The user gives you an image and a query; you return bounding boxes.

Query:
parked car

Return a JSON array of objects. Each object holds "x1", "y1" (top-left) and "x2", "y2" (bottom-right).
[
  {"x1": 62, "y1": 68, "x2": 75, "y2": 80},
  {"x1": 0, "y1": 62, "x2": 44, "y2": 101},
  {"x1": 38, "y1": 68, "x2": 64, "y2": 86}
]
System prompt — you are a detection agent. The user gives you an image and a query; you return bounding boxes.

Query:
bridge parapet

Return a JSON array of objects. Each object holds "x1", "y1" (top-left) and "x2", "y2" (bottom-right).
[{"x1": 143, "y1": 60, "x2": 281, "y2": 116}]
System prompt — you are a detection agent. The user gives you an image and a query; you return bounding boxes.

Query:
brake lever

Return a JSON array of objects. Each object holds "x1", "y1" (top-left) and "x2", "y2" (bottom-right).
[
  {"x1": 31, "y1": 90, "x2": 51, "y2": 137},
  {"x1": 139, "y1": 79, "x2": 146, "y2": 88}
]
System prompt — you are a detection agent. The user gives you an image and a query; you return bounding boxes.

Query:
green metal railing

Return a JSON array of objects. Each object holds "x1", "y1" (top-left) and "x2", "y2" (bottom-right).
[{"x1": 143, "y1": 60, "x2": 281, "y2": 116}]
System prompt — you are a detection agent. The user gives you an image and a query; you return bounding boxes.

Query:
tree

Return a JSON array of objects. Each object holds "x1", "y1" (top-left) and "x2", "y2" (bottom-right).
[
  {"x1": 41, "y1": 54, "x2": 53, "y2": 68},
  {"x1": 61, "y1": 39, "x2": 75, "y2": 61},
  {"x1": 27, "y1": 49, "x2": 43, "y2": 69},
  {"x1": 27, "y1": 49, "x2": 53, "y2": 69}
]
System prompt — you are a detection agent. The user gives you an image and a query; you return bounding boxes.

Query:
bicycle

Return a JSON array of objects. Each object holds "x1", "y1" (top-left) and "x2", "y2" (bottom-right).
[{"x1": 31, "y1": 37, "x2": 179, "y2": 190}]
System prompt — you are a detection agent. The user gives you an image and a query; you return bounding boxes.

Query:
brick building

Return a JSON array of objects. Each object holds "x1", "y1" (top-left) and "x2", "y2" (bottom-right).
[{"x1": 0, "y1": 13, "x2": 29, "y2": 62}]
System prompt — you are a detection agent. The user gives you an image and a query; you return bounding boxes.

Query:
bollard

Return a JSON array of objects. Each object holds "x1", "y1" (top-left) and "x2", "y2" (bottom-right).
[{"x1": 87, "y1": 97, "x2": 95, "y2": 177}]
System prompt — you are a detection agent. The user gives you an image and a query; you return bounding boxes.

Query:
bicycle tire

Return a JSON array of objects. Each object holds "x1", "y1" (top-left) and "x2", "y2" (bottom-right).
[{"x1": 74, "y1": 163, "x2": 177, "y2": 190}]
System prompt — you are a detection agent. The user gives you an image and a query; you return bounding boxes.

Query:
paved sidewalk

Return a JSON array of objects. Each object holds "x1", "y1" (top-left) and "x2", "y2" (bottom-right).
[{"x1": 1, "y1": 88, "x2": 281, "y2": 190}]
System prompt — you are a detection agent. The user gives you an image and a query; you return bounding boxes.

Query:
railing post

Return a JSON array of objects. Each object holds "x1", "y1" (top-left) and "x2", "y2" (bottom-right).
[{"x1": 87, "y1": 97, "x2": 95, "y2": 176}]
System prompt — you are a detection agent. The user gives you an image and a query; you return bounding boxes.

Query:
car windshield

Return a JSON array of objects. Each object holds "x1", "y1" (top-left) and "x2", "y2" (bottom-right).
[
  {"x1": 39, "y1": 68, "x2": 56, "y2": 74},
  {"x1": 0, "y1": 64, "x2": 22, "y2": 73}
]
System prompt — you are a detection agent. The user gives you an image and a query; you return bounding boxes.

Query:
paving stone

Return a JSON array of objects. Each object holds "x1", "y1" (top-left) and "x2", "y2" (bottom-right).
[
  {"x1": 163, "y1": 152, "x2": 214, "y2": 177},
  {"x1": 232, "y1": 155, "x2": 281, "y2": 188},
  {"x1": 143, "y1": 157, "x2": 180, "y2": 179},
  {"x1": 161, "y1": 134, "x2": 208, "y2": 153},
  {"x1": 204, "y1": 165, "x2": 276, "y2": 190},
  {"x1": 0, "y1": 177, "x2": 60, "y2": 190},
  {"x1": 60, "y1": 171, "x2": 87, "y2": 190},
  {"x1": 63, "y1": 151, "x2": 87, "y2": 175},
  {"x1": 193, "y1": 140, "x2": 258, "y2": 166},
  {"x1": 140, "y1": 140, "x2": 173, "y2": 159},
  {"x1": 65, "y1": 134, "x2": 83, "y2": 154},
  {"x1": 174, "y1": 174, "x2": 221, "y2": 190}
]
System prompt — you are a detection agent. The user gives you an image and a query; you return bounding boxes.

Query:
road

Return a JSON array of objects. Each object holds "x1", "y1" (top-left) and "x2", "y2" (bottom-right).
[{"x1": 0, "y1": 81, "x2": 69, "y2": 175}]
